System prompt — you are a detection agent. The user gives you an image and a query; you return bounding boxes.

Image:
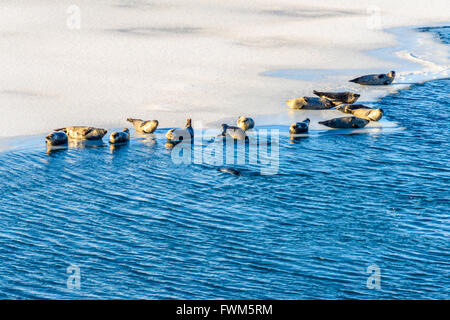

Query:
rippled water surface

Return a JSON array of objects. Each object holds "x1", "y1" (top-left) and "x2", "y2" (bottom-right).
[{"x1": 1, "y1": 37, "x2": 449, "y2": 300}]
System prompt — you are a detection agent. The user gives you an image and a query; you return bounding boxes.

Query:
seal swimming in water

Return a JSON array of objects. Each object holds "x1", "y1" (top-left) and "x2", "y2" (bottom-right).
[
  {"x1": 237, "y1": 116, "x2": 255, "y2": 131},
  {"x1": 45, "y1": 131, "x2": 68, "y2": 146},
  {"x1": 109, "y1": 128, "x2": 130, "y2": 144},
  {"x1": 54, "y1": 126, "x2": 107, "y2": 140},
  {"x1": 289, "y1": 119, "x2": 310, "y2": 134},
  {"x1": 166, "y1": 118, "x2": 194, "y2": 142},
  {"x1": 218, "y1": 167, "x2": 241, "y2": 176},
  {"x1": 286, "y1": 97, "x2": 334, "y2": 110},
  {"x1": 219, "y1": 124, "x2": 248, "y2": 140},
  {"x1": 349, "y1": 71, "x2": 395, "y2": 85},
  {"x1": 319, "y1": 116, "x2": 369, "y2": 129},
  {"x1": 336, "y1": 105, "x2": 384, "y2": 121},
  {"x1": 126, "y1": 118, "x2": 159, "y2": 134},
  {"x1": 312, "y1": 90, "x2": 360, "y2": 105}
]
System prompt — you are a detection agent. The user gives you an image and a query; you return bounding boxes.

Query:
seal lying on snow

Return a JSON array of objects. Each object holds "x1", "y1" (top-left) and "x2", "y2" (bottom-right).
[
  {"x1": 45, "y1": 131, "x2": 68, "y2": 146},
  {"x1": 126, "y1": 118, "x2": 159, "y2": 134},
  {"x1": 312, "y1": 90, "x2": 360, "y2": 105},
  {"x1": 336, "y1": 105, "x2": 384, "y2": 121},
  {"x1": 54, "y1": 126, "x2": 107, "y2": 140},
  {"x1": 289, "y1": 119, "x2": 310, "y2": 134},
  {"x1": 166, "y1": 118, "x2": 194, "y2": 142},
  {"x1": 319, "y1": 116, "x2": 369, "y2": 129},
  {"x1": 237, "y1": 116, "x2": 255, "y2": 131},
  {"x1": 219, "y1": 124, "x2": 248, "y2": 140},
  {"x1": 286, "y1": 97, "x2": 334, "y2": 110},
  {"x1": 109, "y1": 128, "x2": 130, "y2": 144},
  {"x1": 349, "y1": 71, "x2": 395, "y2": 85}
]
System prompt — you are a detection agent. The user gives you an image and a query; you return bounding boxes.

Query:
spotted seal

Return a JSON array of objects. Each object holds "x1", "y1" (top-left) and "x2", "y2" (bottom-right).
[
  {"x1": 336, "y1": 105, "x2": 384, "y2": 121},
  {"x1": 45, "y1": 131, "x2": 68, "y2": 146},
  {"x1": 312, "y1": 90, "x2": 360, "y2": 105},
  {"x1": 54, "y1": 126, "x2": 107, "y2": 140},
  {"x1": 289, "y1": 119, "x2": 310, "y2": 134},
  {"x1": 319, "y1": 116, "x2": 369, "y2": 129},
  {"x1": 286, "y1": 97, "x2": 334, "y2": 110},
  {"x1": 237, "y1": 116, "x2": 255, "y2": 131},
  {"x1": 126, "y1": 118, "x2": 159, "y2": 134},
  {"x1": 109, "y1": 128, "x2": 130, "y2": 144},
  {"x1": 166, "y1": 118, "x2": 194, "y2": 142},
  {"x1": 349, "y1": 71, "x2": 395, "y2": 85}
]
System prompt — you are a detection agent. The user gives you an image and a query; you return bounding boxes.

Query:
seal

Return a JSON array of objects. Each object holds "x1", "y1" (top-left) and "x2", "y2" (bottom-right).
[
  {"x1": 286, "y1": 97, "x2": 334, "y2": 110},
  {"x1": 219, "y1": 124, "x2": 248, "y2": 140},
  {"x1": 126, "y1": 118, "x2": 159, "y2": 134},
  {"x1": 54, "y1": 126, "x2": 107, "y2": 140},
  {"x1": 109, "y1": 128, "x2": 130, "y2": 144},
  {"x1": 312, "y1": 90, "x2": 360, "y2": 105},
  {"x1": 319, "y1": 116, "x2": 369, "y2": 129},
  {"x1": 336, "y1": 104, "x2": 371, "y2": 112},
  {"x1": 218, "y1": 168, "x2": 241, "y2": 176},
  {"x1": 349, "y1": 71, "x2": 395, "y2": 85},
  {"x1": 289, "y1": 119, "x2": 310, "y2": 134},
  {"x1": 336, "y1": 105, "x2": 383, "y2": 121},
  {"x1": 165, "y1": 141, "x2": 178, "y2": 149},
  {"x1": 45, "y1": 131, "x2": 68, "y2": 146},
  {"x1": 166, "y1": 118, "x2": 194, "y2": 142},
  {"x1": 237, "y1": 116, "x2": 255, "y2": 131}
]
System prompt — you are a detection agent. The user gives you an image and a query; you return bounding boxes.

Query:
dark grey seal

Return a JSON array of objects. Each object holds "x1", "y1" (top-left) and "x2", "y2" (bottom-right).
[
  {"x1": 45, "y1": 131, "x2": 68, "y2": 146},
  {"x1": 319, "y1": 116, "x2": 369, "y2": 129},
  {"x1": 54, "y1": 126, "x2": 107, "y2": 140},
  {"x1": 312, "y1": 90, "x2": 360, "y2": 105},
  {"x1": 286, "y1": 97, "x2": 334, "y2": 110},
  {"x1": 109, "y1": 128, "x2": 130, "y2": 144},
  {"x1": 349, "y1": 71, "x2": 395, "y2": 85},
  {"x1": 237, "y1": 116, "x2": 255, "y2": 131}
]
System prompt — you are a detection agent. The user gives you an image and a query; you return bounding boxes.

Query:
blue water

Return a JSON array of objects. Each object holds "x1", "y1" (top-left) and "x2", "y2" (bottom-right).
[
  {"x1": 418, "y1": 26, "x2": 450, "y2": 45},
  {"x1": 0, "y1": 30, "x2": 449, "y2": 300}
]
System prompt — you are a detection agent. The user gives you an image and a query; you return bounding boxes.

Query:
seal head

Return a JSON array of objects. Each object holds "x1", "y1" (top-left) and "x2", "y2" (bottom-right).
[
  {"x1": 349, "y1": 71, "x2": 396, "y2": 85},
  {"x1": 109, "y1": 128, "x2": 130, "y2": 144},
  {"x1": 127, "y1": 118, "x2": 159, "y2": 134},
  {"x1": 289, "y1": 119, "x2": 310, "y2": 134},
  {"x1": 54, "y1": 126, "x2": 107, "y2": 140}
]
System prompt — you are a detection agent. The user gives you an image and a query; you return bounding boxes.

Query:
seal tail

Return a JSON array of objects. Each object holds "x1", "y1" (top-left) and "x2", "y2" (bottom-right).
[
  {"x1": 349, "y1": 78, "x2": 358, "y2": 83},
  {"x1": 126, "y1": 118, "x2": 134, "y2": 123},
  {"x1": 313, "y1": 90, "x2": 323, "y2": 97}
]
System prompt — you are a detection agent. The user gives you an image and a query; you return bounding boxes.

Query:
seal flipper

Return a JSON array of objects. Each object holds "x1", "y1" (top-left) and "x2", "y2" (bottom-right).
[
  {"x1": 83, "y1": 128, "x2": 93, "y2": 135},
  {"x1": 313, "y1": 90, "x2": 323, "y2": 97}
]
